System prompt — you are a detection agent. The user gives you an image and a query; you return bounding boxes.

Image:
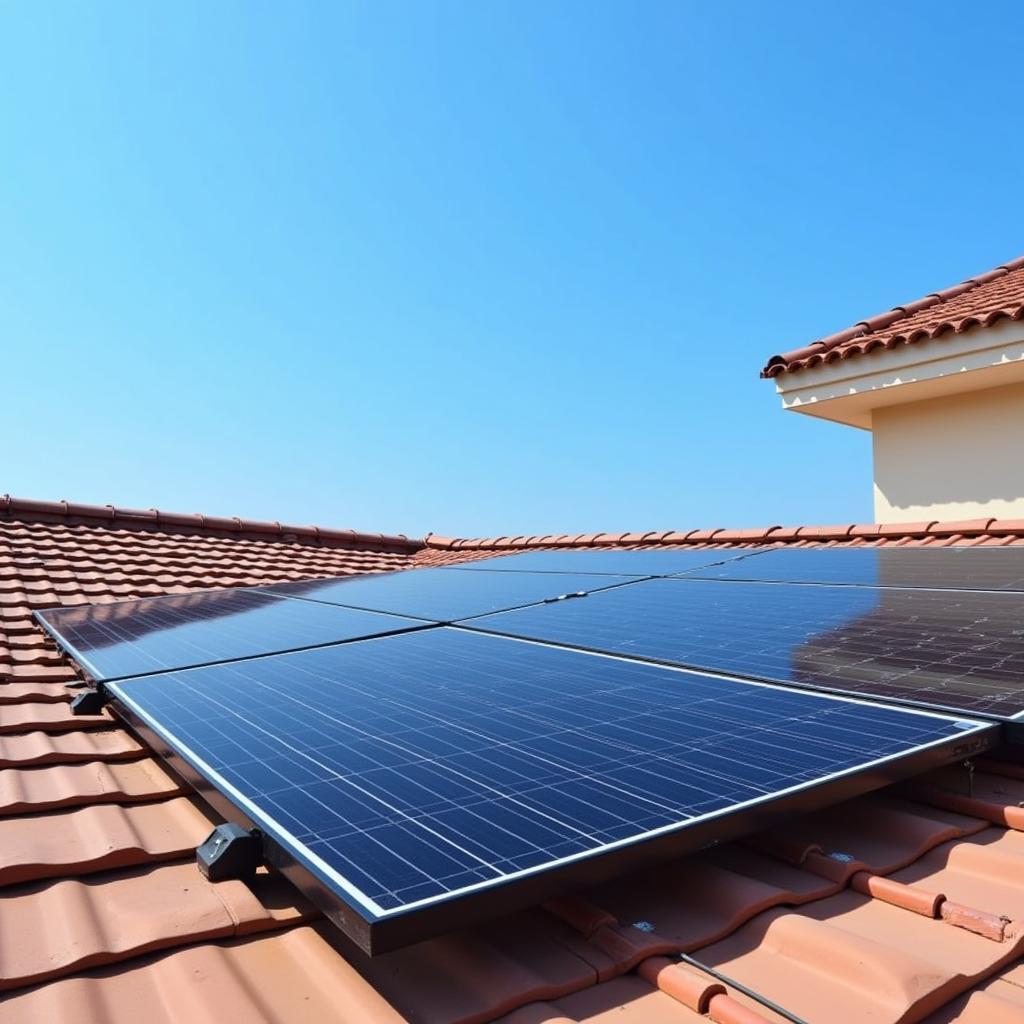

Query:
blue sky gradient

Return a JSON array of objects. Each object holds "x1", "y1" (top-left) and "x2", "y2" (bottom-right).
[{"x1": 3, "y1": 3, "x2": 1022, "y2": 537}]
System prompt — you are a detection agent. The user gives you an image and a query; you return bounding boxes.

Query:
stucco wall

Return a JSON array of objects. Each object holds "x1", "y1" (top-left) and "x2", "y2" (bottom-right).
[{"x1": 872, "y1": 380, "x2": 1024, "y2": 522}]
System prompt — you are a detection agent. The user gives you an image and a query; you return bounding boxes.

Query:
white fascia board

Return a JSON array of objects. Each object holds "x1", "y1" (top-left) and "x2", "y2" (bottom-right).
[{"x1": 773, "y1": 319, "x2": 1024, "y2": 430}]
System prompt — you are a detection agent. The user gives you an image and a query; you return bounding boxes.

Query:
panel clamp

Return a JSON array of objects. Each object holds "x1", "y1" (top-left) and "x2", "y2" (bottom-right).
[{"x1": 197, "y1": 823, "x2": 264, "y2": 881}]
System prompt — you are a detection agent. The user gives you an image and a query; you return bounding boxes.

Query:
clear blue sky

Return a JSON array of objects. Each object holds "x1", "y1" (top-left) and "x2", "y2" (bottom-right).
[{"x1": 3, "y1": 3, "x2": 1021, "y2": 538}]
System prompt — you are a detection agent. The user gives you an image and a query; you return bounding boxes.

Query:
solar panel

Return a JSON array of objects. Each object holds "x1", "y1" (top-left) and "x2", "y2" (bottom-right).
[
  {"x1": 35, "y1": 588, "x2": 425, "y2": 681},
  {"x1": 257, "y1": 567, "x2": 632, "y2": 620},
  {"x1": 680, "y1": 546, "x2": 1024, "y2": 591},
  {"x1": 441, "y1": 548, "x2": 764, "y2": 577},
  {"x1": 467, "y1": 579, "x2": 1024, "y2": 718},
  {"x1": 106, "y1": 628, "x2": 993, "y2": 952}
]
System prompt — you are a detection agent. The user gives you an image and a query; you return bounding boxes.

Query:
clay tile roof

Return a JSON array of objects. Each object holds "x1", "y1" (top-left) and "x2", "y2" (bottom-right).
[
  {"x1": 5, "y1": 496, "x2": 1024, "y2": 1022},
  {"x1": 762, "y1": 255, "x2": 1024, "y2": 378}
]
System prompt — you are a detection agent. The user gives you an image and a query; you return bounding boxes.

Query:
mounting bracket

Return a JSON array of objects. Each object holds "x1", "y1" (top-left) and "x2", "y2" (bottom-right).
[
  {"x1": 70, "y1": 687, "x2": 108, "y2": 715},
  {"x1": 196, "y1": 823, "x2": 263, "y2": 881}
]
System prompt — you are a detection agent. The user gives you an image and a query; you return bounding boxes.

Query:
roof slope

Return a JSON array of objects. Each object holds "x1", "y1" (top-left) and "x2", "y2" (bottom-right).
[
  {"x1": 3, "y1": 498, "x2": 1024, "y2": 1023},
  {"x1": 761, "y1": 256, "x2": 1024, "y2": 378}
]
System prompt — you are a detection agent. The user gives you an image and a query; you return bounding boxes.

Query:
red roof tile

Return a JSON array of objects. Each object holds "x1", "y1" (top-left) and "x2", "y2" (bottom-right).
[
  {"x1": 3, "y1": 497, "x2": 1024, "y2": 1023},
  {"x1": 0, "y1": 758, "x2": 181, "y2": 815},
  {"x1": 0, "y1": 863, "x2": 313, "y2": 991},
  {"x1": 762, "y1": 255, "x2": 1024, "y2": 378}
]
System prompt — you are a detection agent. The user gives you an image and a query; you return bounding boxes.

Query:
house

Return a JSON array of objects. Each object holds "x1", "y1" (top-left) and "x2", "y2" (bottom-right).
[
  {"x1": 4, "y1": 260, "x2": 1024, "y2": 1023},
  {"x1": 763, "y1": 256, "x2": 1024, "y2": 525}
]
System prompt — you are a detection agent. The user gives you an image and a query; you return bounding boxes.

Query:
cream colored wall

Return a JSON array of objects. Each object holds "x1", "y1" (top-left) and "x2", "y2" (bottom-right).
[{"x1": 872, "y1": 380, "x2": 1024, "y2": 522}]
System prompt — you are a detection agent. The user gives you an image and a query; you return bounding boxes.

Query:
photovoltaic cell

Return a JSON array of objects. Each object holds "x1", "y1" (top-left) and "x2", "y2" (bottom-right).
[
  {"x1": 680, "y1": 546, "x2": 1024, "y2": 591},
  {"x1": 257, "y1": 567, "x2": 632, "y2": 621},
  {"x1": 441, "y1": 548, "x2": 764, "y2": 577},
  {"x1": 468, "y1": 578, "x2": 1024, "y2": 718},
  {"x1": 35, "y1": 588, "x2": 424, "y2": 681},
  {"x1": 107, "y1": 628, "x2": 991, "y2": 952}
]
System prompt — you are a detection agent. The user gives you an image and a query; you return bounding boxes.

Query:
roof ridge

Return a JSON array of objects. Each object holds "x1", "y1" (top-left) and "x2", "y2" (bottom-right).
[
  {"x1": 762, "y1": 254, "x2": 1024, "y2": 378},
  {"x1": 423, "y1": 516, "x2": 1024, "y2": 550},
  {"x1": 0, "y1": 495, "x2": 424, "y2": 552}
]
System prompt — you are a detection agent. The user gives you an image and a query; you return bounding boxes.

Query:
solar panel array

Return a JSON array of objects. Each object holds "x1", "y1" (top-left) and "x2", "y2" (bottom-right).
[{"x1": 36, "y1": 546, "x2": 1012, "y2": 953}]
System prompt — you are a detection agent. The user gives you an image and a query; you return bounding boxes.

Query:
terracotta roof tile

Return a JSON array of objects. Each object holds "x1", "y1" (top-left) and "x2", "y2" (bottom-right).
[
  {"x1": 0, "y1": 797, "x2": 211, "y2": 886},
  {"x1": 762, "y1": 255, "x2": 1024, "y2": 377},
  {"x1": 0, "y1": 682, "x2": 71, "y2": 704},
  {"x1": 494, "y1": 972, "x2": 728, "y2": 1023},
  {"x1": 0, "y1": 759, "x2": 181, "y2": 814},
  {"x1": 0, "y1": 728, "x2": 144, "y2": 768},
  {"x1": 357, "y1": 910, "x2": 613, "y2": 1024},
  {"x1": 695, "y1": 894, "x2": 1020, "y2": 1023},
  {"x1": 924, "y1": 962, "x2": 1024, "y2": 1023},
  {"x1": 0, "y1": 703, "x2": 111, "y2": 734},
  {"x1": 0, "y1": 926, "x2": 409, "y2": 1024},
  {"x1": 0, "y1": 863, "x2": 313, "y2": 991}
]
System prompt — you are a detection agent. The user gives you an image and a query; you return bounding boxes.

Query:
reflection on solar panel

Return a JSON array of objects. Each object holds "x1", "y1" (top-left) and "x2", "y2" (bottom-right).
[
  {"x1": 681, "y1": 546, "x2": 1024, "y2": 591},
  {"x1": 468, "y1": 579, "x2": 1024, "y2": 718},
  {"x1": 106, "y1": 627, "x2": 992, "y2": 952},
  {"x1": 36, "y1": 589, "x2": 424, "y2": 681},
  {"x1": 257, "y1": 567, "x2": 630, "y2": 620},
  {"x1": 443, "y1": 548, "x2": 764, "y2": 577}
]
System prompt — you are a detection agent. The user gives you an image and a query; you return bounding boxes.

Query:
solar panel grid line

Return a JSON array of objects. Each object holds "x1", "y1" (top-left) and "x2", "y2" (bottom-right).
[{"x1": 104, "y1": 628, "x2": 994, "y2": 952}]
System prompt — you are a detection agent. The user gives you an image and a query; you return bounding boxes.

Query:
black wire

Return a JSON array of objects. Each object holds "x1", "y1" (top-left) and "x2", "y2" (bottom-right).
[{"x1": 676, "y1": 951, "x2": 809, "y2": 1024}]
